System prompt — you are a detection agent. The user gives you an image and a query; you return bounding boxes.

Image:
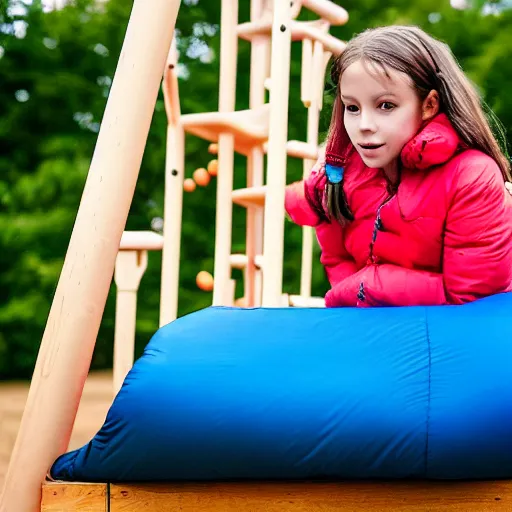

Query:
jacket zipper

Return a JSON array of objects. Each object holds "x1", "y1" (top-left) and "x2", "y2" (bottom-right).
[
  {"x1": 358, "y1": 174, "x2": 400, "y2": 304},
  {"x1": 368, "y1": 193, "x2": 395, "y2": 263}
]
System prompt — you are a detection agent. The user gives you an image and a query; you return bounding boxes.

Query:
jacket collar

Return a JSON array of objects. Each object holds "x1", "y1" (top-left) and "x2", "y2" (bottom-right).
[{"x1": 400, "y1": 113, "x2": 462, "y2": 170}]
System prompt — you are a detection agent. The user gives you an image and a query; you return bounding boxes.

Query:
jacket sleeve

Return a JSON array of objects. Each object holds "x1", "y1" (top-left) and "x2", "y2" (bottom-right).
[
  {"x1": 324, "y1": 264, "x2": 445, "y2": 307},
  {"x1": 442, "y1": 154, "x2": 512, "y2": 303},
  {"x1": 325, "y1": 154, "x2": 512, "y2": 308},
  {"x1": 284, "y1": 157, "x2": 325, "y2": 227},
  {"x1": 284, "y1": 181, "x2": 320, "y2": 227},
  {"x1": 317, "y1": 220, "x2": 358, "y2": 286}
]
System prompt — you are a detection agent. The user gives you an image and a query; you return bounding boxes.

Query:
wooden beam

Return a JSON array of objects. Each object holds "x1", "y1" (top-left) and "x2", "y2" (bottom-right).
[
  {"x1": 0, "y1": 1, "x2": 182, "y2": 510},
  {"x1": 41, "y1": 482, "x2": 107, "y2": 511},
  {"x1": 105, "y1": 480, "x2": 511, "y2": 511},
  {"x1": 39, "y1": 481, "x2": 512, "y2": 511}
]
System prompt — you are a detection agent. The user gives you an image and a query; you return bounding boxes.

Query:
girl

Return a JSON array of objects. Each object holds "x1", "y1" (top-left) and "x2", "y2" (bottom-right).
[{"x1": 285, "y1": 25, "x2": 512, "y2": 308}]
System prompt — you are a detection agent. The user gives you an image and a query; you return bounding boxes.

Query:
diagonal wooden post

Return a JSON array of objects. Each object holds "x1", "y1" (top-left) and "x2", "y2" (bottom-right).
[{"x1": 0, "y1": 1, "x2": 181, "y2": 510}]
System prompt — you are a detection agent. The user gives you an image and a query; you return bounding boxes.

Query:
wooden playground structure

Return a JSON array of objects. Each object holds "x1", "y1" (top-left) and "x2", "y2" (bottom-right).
[{"x1": 1, "y1": 0, "x2": 511, "y2": 510}]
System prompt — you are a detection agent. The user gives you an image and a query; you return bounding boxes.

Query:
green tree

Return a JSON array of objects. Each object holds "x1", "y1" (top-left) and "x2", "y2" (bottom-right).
[{"x1": 1, "y1": 0, "x2": 510, "y2": 379}]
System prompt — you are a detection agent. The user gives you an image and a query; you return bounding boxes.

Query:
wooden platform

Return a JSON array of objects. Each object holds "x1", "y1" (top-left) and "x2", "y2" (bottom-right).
[{"x1": 41, "y1": 479, "x2": 512, "y2": 511}]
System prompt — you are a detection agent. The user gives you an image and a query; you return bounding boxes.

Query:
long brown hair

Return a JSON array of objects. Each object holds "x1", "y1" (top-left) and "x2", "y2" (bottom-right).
[{"x1": 310, "y1": 25, "x2": 511, "y2": 225}]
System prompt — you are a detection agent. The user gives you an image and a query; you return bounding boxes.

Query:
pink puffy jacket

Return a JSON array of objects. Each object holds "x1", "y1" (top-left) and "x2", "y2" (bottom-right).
[{"x1": 285, "y1": 113, "x2": 512, "y2": 307}]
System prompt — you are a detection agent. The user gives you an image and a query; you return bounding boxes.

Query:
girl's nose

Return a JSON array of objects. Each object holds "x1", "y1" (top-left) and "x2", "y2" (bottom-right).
[{"x1": 359, "y1": 110, "x2": 377, "y2": 132}]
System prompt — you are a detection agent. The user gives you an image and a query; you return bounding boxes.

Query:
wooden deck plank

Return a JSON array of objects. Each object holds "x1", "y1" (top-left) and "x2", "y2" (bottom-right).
[
  {"x1": 41, "y1": 482, "x2": 107, "y2": 511},
  {"x1": 108, "y1": 480, "x2": 512, "y2": 511}
]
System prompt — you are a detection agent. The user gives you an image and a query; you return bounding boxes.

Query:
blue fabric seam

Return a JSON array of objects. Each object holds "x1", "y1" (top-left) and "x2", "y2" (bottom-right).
[{"x1": 424, "y1": 307, "x2": 432, "y2": 478}]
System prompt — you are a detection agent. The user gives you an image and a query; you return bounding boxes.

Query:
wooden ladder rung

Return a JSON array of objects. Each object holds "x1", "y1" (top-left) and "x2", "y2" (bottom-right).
[
  {"x1": 232, "y1": 186, "x2": 266, "y2": 209},
  {"x1": 230, "y1": 254, "x2": 264, "y2": 270},
  {"x1": 181, "y1": 105, "x2": 269, "y2": 156},
  {"x1": 237, "y1": 20, "x2": 346, "y2": 56},
  {"x1": 119, "y1": 231, "x2": 164, "y2": 251},
  {"x1": 263, "y1": 140, "x2": 319, "y2": 160},
  {"x1": 300, "y1": 0, "x2": 349, "y2": 26}
]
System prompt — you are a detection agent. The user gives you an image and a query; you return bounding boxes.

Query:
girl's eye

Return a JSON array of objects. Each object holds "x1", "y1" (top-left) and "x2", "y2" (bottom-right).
[
  {"x1": 380, "y1": 102, "x2": 396, "y2": 111},
  {"x1": 345, "y1": 105, "x2": 359, "y2": 113}
]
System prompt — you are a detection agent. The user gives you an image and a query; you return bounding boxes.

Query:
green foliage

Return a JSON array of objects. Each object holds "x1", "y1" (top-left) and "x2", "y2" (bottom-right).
[{"x1": 1, "y1": 0, "x2": 510, "y2": 378}]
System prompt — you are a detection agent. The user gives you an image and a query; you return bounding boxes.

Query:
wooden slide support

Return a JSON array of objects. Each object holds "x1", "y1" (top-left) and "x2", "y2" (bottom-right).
[{"x1": 41, "y1": 480, "x2": 512, "y2": 511}]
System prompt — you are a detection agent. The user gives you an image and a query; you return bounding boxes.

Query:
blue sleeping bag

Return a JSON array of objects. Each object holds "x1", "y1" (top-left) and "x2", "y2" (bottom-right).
[{"x1": 51, "y1": 293, "x2": 512, "y2": 482}]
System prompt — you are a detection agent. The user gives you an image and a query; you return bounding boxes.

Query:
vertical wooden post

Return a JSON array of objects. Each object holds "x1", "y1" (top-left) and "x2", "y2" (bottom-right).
[
  {"x1": 301, "y1": 38, "x2": 313, "y2": 107},
  {"x1": 261, "y1": 0, "x2": 292, "y2": 306},
  {"x1": 300, "y1": 41, "x2": 324, "y2": 298},
  {"x1": 0, "y1": 2, "x2": 181, "y2": 511},
  {"x1": 113, "y1": 250, "x2": 148, "y2": 394},
  {"x1": 212, "y1": 0, "x2": 239, "y2": 306},
  {"x1": 245, "y1": 0, "x2": 269, "y2": 307},
  {"x1": 160, "y1": 122, "x2": 185, "y2": 325},
  {"x1": 160, "y1": 40, "x2": 185, "y2": 326},
  {"x1": 244, "y1": 151, "x2": 259, "y2": 307}
]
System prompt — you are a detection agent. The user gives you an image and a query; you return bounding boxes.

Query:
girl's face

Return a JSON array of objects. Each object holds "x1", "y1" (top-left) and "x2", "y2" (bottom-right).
[{"x1": 339, "y1": 59, "x2": 426, "y2": 176}]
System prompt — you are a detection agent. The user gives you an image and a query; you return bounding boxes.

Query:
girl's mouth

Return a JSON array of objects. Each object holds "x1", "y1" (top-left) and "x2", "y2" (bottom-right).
[{"x1": 358, "y1": 143, "x2": 385, "y2": 150}]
